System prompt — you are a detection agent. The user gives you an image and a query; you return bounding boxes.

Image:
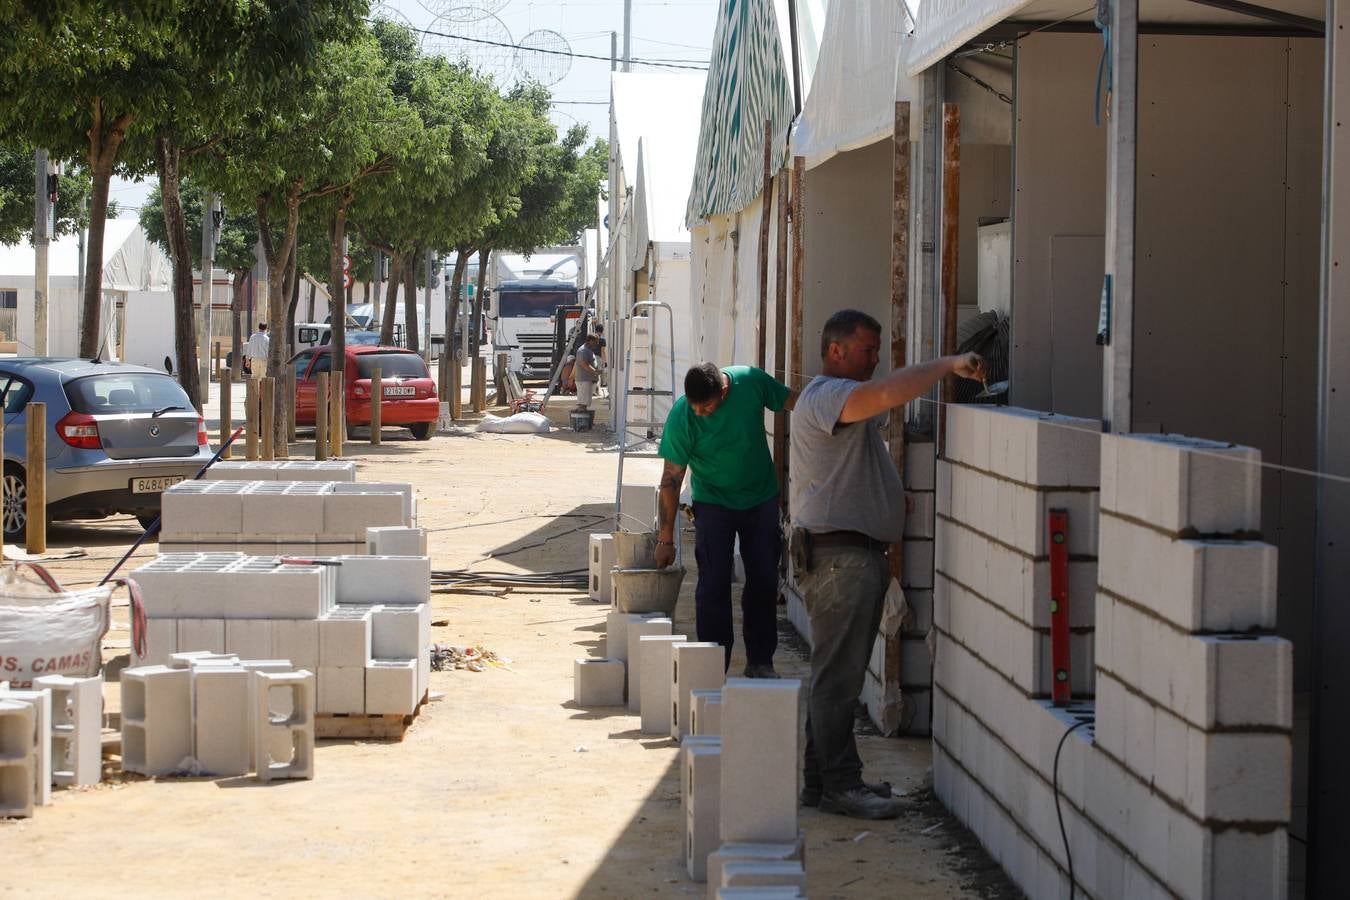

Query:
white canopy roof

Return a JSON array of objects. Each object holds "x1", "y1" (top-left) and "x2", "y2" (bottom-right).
[
  {"x1": 791, "y1": 0, "x2": 922, "y2": 170},
  {"x1": 907, "y1": 0, "x2": 1324, "y2": 75},
  {"x1": 0, "y1": 219, "x2": 171, "y2": 291}
]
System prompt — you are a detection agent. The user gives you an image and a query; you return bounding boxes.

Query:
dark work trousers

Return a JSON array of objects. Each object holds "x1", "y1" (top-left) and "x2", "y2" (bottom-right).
[
  {"x1": 691, "y1": 495, "x2": 781, "y2": 670},
  {"x1": 799, "y1": 545, "x2": 889, "y2": 793}
]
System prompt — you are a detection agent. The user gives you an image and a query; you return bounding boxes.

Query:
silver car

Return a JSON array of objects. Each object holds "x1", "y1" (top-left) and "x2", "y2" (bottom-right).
[{"x1": 0, "y1": 359, "x2": 213, "y2": 540}]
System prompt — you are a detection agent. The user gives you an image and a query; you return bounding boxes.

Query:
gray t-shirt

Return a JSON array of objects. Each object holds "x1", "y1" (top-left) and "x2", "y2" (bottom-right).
[
  {"x1": 575, "y1": 345, "x2": 598, "y2": 382},
  {"x1": 790, "y1": 375, "x2": 904, "y2": 543}
]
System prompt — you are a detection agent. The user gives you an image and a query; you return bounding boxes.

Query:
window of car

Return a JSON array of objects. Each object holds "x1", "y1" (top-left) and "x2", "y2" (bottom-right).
[
  {"x1": 65, "y1": 372, "x2": 191, "y2": 414},
  {"x1": 355, "y1": 352, "x2": 427, "y2": 379},
  {"x1": 311, "y1": 352, "x2": 332, "y2": 376},
  {"x1": 0, "y1": 374, "x2": 33, "y2": 414},
  {"x1": 291, "y1": 350, "x2": 314, "y2": 381}
]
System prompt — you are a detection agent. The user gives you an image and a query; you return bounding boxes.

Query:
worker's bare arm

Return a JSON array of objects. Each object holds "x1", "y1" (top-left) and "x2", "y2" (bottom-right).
[
  {"x1": 784, "y1": 388, "x2": 800, "y2": 411},
  {"x1": 654, "y1": 461, "x2": 686, "y2": 568},
  {"x1": 838, "y1": 353, "x2": 985, "y2": 425}
]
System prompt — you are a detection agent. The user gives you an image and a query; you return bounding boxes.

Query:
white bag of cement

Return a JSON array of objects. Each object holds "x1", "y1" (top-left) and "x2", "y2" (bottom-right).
[
  {"x1": 476, "y1": 412, "x2": 551, "y2": 434},
  {"x1": 0, "y1": 563, "x2": 112, "y2": 687}
]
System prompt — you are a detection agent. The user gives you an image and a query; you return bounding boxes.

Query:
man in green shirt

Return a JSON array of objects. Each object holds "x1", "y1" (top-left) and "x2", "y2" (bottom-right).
[{"x1": 655, "y1": 363, "x2": 797, "y2": 675}]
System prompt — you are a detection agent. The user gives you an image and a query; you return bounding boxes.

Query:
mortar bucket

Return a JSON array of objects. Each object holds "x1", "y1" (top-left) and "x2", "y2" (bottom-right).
[{"x1": 611, "y1": 566, "x2": 685, "y2": 615}]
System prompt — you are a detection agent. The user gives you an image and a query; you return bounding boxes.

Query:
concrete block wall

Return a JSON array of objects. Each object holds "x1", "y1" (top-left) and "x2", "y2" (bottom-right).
[
  {"x1": 932, "y1": 405, "x2": 1293, "y2": 899},
  {"x1": 205, "y1": 460, "x2": 357, "y2": 482},
  {"x1": 0, "y1": 700, "x2": 35, "y2": 817},
  {"x1": 33, "y1": 674, "x2": 102, "y2": 786}
]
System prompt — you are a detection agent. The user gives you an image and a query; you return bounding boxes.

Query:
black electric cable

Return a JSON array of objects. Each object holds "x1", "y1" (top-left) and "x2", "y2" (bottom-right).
[{"x1": 1053, "y1": 718, "x2": 1093, "y2": 900}]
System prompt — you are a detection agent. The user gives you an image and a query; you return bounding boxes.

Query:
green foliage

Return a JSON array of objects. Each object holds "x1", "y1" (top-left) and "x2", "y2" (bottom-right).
[
  {"x1": 138, "y1": 178, "x2": 258, "y2": 274},
  {"x1": 0, "y1": 146, "x2": 119, "y2": 244}
]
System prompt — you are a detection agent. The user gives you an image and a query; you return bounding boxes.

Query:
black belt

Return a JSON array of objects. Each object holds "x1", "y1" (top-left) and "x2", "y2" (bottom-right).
[{"x1": 811, "y1": 530, "x2": 890, "y2": 553}]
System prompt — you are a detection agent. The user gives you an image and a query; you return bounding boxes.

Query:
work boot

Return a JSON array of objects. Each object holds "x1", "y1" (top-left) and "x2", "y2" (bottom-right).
[
  {"x1": 818, "y1": 785, "x2": 903, "y2": 820},
  {"x1": 742, "y1": 663, "x2": 779, "y2": 679},
  {"x1": 800, "y1": 780, "x2": 893, "y2": 808}
]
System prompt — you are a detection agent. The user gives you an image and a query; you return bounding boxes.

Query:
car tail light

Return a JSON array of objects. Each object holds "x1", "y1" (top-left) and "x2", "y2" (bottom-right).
[
  {"x1": 57, "y1": 411, "x2": 102, "y2": 449},
  {"x1": 197, "y1": 416, "x2": 208, "y2": 446},
  {"x1": 353, "y1": 382, "x2": 368, "y2": 398}
]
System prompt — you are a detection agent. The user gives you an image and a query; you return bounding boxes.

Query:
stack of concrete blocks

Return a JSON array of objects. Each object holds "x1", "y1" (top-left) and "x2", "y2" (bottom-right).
[
  {"x1": 683, "y1": 733, "x2": 722, "y2": 881},
  {"x1": 587, "y1": 533, "x2": 615, "y2": 603},
  {"x1": 0, "y1": 700, "x2": 36, "y2": 817},
  {"x1": 0, "y1": 686, "x2": 50, "y2": 807},
  {"x1": 159, "y1": 479, "x2": 414, "y2": 556},
  {"x1": 130, "y1": 552, "x2": 431, "y2": 718},
  {"x1": 204, "y1": 459, "x2": 358, "y2": 482},
  {"x1": 671, "y1": 642, "x2": 724, "y2": 740},
  {"x1": 624, "y1": 615, "x2": 672, "y2": 712},
  {"x1": 931, "y1": 403, "x2": 1293, "y2": 899},
  {"x1": 121, "y1": 659, "x2": 314, "y2": 780},
  {"x1": 700, "y1": 679, "x2": 806, "y2": 892},
  {"x1": 638, "y1": 634, "x2": 687, "y2": 735},
  {"x1": 33, "y1": 674, "x2": 102, "y2": 787}
]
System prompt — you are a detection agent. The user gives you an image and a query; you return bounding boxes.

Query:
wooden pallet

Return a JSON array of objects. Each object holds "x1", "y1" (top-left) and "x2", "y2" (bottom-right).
[{"x1": 315, "y1": 691, "x2": 428, "y2": 741}]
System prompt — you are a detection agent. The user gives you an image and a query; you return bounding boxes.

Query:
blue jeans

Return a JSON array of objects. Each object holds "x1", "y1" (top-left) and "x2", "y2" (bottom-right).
[{"x1": 692, "y1": 496, "x2": 781, "y2": 670}]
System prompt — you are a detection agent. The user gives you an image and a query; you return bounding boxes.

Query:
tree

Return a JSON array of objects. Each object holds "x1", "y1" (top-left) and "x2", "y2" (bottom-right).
[{"x1": 0, "y1": 146, "x2": 119, "y2": 245}]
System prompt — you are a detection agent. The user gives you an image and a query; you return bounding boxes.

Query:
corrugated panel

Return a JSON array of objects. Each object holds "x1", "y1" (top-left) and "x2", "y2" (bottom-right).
[{"x1": 686, "y1": 0, "x2": 796, "y2": 225}]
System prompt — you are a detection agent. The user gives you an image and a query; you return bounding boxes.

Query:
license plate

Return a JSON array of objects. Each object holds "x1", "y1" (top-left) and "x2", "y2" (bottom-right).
[
  {"x1": 131, "y1": 476, "x2": 185, "y2": 494},
  {"x1": 383, "y1": 386, "x2": 415, "y2": 396}
]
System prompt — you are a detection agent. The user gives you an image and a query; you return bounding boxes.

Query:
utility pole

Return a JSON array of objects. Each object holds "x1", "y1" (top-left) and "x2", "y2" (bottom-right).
[
  {"x1": 33, "y1": 150, "x2": 50, "y2": 357},
  {"x1": 623, "y1": 0, "x2": 632, "y2": 72},
  {"x1": 199, "y1": 192, "x2": 220, "y2": 403},
  {"x1": 423, "y1": 249, "x2": 433, "y2": 365},
  {"x1": 611, "y1": 31, "x2": 618, "y2": 71}
]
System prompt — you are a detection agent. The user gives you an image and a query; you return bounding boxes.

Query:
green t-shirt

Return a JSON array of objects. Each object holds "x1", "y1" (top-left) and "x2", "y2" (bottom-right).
[{"x1": 658, "y1": 366, "x2": 791, "y2": 510}]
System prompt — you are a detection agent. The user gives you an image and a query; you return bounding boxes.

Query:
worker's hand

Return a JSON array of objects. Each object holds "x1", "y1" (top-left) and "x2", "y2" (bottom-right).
[
  {"x1": 654, "y1": 541, "x2": 676, "y2": 569},
  {"x1": 951, "y1": 352, "x2": 987, "y2": 383}
]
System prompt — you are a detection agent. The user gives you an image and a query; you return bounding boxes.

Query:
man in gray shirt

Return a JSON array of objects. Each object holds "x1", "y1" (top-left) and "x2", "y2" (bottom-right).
[
  {"x1": 574, "y1": 333, "x2": 601, "y2": 409},
  {"x1": 791, "y1": 309, "x2": 984, "y2": 819}
]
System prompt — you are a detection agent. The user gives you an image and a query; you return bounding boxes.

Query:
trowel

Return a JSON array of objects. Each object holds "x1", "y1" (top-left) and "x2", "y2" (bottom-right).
[{"x1": 975, "y1": 378, "x2": 1009, "y2": 400}]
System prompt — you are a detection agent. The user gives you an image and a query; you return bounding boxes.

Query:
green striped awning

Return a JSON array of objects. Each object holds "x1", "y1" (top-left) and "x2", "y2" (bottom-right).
[{"x1": 685, "y1": 0, "x2": 796, "y2": 225}]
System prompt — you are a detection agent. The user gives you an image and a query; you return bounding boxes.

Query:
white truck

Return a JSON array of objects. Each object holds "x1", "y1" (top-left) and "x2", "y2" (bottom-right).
[{"x1": 489, "y1": 247, "x2": 586, "y2": 380}]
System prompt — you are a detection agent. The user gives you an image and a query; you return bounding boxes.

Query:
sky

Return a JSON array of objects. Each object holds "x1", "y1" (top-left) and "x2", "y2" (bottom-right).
[{"x1": 110, "y1": 0, "x2": 722, "y2": 219}]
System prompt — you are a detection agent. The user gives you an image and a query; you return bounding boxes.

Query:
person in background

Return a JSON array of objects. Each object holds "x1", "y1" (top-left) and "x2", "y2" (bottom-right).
[
  {"x1": 654, "y1": 363, "x2": 797, "y2": 675},
  {"x1": 243, "y1": 323, "x2": 269, "y2": 377},
  {"x1": 574, "y1": 332, "x2": 602, "y2": 410},
  {"x1": 791, "y1": 308, "x2": 985, "y2": 820}
]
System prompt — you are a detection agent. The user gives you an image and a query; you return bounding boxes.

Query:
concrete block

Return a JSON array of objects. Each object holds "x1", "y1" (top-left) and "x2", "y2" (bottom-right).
[
  {"x1": 901, "y1": 538, "x2": 934, "y2": 590},
  {"x1": 692, "y1": 689, "x2": 723, "y2": 737},
  {"x1": 588, "y1": 533, "x2": 616, "y2": 604},
  {"x1": 936, "y1": 459, "x2": 953, "y2": 517},
  {"x1": 272, "y1": 619, "x2": 320, "y2": 670},
  {"x1": 720, "y1": 678, "x2": 800, "y2": 842},
  {"x1": 903, "y1": 588, "x2": 934, "y2": 636},
  {"x1": 330, "y1": 481, "x2": 415, "y2": 522},
  {"x1": 120, "y1": 665, "x2": 193, "y2": 776},
  {"x1": 1101, "y1": 432, "x2": 1260, "y2": 534},
  {"x1": 34, "y1": 674, "x2": 102, "y2": 787},
  {"x1": 574, "y1": 658, "x2": 625, "y2": 707},
  {"x1": 242, "y1": 484, "x2": 326, "y2": 536},
  {"x1": 0, "y1": 688, "x2": 50, "y2": 805},
  {"x1": 192, "y1": 666, "x2": 251, "y2": 776},
  {"x1": 177, "y1": 618, "x2": 226, "y2": 655},
  {"x1": 905, "y1": 440, "x2": 936, "y2": 490},
  {"x1": 365, "y1": 660, "x2": 418, "y2": 715},
  {"x1": 335, "y1": 555, "x2": 430, "y2": 606},
  {"x1": 1207, "y1": 634, "x2": 1293, "y2": 730},
  {"x1": 904, "y1": 490, "x2": 936, "y2": 539},
  {"x1": 278, "y1": 459, "x2": 357, "y2": 481},
  {"x1": 161, "y1": 487, "x2": 243, "y2": 535},
  {"x1": 1184, "y1": 728, "x2": 1291, "y2": 823},
  {"x1": 225, "y1": 619, "x2": 276, "y2": 661},
  {"x1": 317, "y1": 667, "x2": 365, "y2": 714},
  {"x1": 138, "y1": 617, "x2": 178, "y2": 667},
  {"x1": 1207, "y1": 827, "x2": 1288, "y2": 900},
  {"x1": 605, "y1": 610, "x2": 630, "y2": 661},
  {"x1": 618, "y1": 483, "x2": 659, "y2": 533},
  {"x1": 705, "y1": 837, "x2": 806, "y2": 900},
  {"x1": 685, "y1": 741, "x2": 722, "y2": 881},
  {"x1": 371, "y1": 604, "x2": 425, "y2": 659},
  {"x1": 673, "y1": 642, "x2": 725, "y2": 740},
  {"x1": 319, "y1": 609, "x2": 372, "y2": 668},
  {"x1": 254, "y1": 670, "x2": 315, "y2": 781},
  {"x1": 715, "y1": 888, "x2": 802, "y2": 899},
  {"x1": 639, "y1": 635, "x2": 687, "y2": 735},
  {"x1": 721, "y1": 861, "x2": 806, "y2": 890},
  {"x1": 365, "y1": 526, "x2": 427, "y2": 556},
  {"x1": 0, "y1": 700, "x2": 35, "y2": 817},
  {"x1": 323, "y1": 491, "x2": 406, "y2": 536},
  {"x1": 627, "y1": 617, "x2": 673, "y2": 712}
]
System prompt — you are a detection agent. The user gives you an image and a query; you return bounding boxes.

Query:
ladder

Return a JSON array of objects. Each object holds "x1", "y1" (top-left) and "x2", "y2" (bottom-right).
[{"x1": 614, "y1": 300, "x2": 678, "y2": 537}]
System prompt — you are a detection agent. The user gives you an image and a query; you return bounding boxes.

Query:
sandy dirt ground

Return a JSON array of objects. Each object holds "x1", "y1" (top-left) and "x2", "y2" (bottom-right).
[{"x1": 0, "y1": 398, "x2": 1016, "y2": 899}]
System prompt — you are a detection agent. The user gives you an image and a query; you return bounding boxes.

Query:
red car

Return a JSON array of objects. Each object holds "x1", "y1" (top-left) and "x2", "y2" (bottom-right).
[{"x1": 289, "y1": 345, "x2": 439, "y2": 441}]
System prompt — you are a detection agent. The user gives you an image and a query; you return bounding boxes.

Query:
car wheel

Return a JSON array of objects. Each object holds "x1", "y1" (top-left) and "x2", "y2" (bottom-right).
[
  {"x1": 409, "y1": 422, "x2": 433, "y2": 441},
  {"x1": 2, "y1": 465, "x2": 27, "y2": 543}
]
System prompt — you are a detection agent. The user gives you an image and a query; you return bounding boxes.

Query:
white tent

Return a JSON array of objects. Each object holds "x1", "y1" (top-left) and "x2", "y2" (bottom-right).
[{"x1": 0, "y1": 219, "x2": 172, "y2": 359}]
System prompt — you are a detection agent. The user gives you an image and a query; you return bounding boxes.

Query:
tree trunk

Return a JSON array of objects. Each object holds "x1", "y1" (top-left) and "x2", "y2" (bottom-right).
[
  {"x1": 307, "y1": 281, "x2": 316, "y2": 322},
  {"x1": 80, "y1": 103, "x2": 134, "y2": 359},
  {"x1": 440, "y1": 249, "x2": 469, "y2": 393},
  {"x1": 327, "y1": 196, "x2": 351, "y2": 384},
  {"x1": 230, "y1": 271, "x2": 245, "y2": 380},
  {"x1": 470, "y1": 245, "x2": 491, "y2": 400},
  {"x1": 284, "y1": 245, "x2": 301, "y2": 363},
  {"x1": 379, "y1": 252, "x2": 400, "y2": 345},
  {"x1": 154, "y1": 137, "x2": 202, "y2": 411},
  {"x1": 258, "y1": 190, "x2": 301, "y2": 454},
  {"x1": 371, "y1": 248, "x2": 383, "y2": 325},
  {"x1": 403, "y1": 248, "x2": 419, "y2": 354}
]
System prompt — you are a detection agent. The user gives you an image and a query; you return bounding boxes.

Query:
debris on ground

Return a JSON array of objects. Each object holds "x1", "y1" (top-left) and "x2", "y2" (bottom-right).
[{"x1": 431, "y1": 643, "x2": 512, "y2": 673}]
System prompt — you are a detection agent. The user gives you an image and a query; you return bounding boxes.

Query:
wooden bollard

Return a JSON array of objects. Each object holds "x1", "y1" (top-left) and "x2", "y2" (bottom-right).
[
  {"x1": 220, "y1": 366, "x2": 233, "y2": 459},
  {"x1": 213, "y1": 341, "x2": 222, "y2": 380},
  {"x1": 287, "y1": 367, "x2": 297, "y2": 444},
  {"x1": 245, "y1": 378, "x2": 259, "y2": 460},
  {"x1": 315, "y1": 372, "x2": 329, "y2": 461},
  {"x1": 260, "y1": 377, "x2": 275, "y2": 460},
  {"x1": 329, "y1": 370, "x2": 344, "y2": 459},
  {"x1": 25, "y1": 401, "x2": 45, "y2": 554},
  {"x1": 450, "y1": 355, "x2": 462, "y2": 420},
  {"x1": 370, "y1": 367, "x2": 382, "y2": 445}
]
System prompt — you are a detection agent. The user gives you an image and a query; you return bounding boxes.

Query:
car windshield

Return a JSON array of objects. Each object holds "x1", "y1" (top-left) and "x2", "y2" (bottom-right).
[
  {"x1": 348, "y1": 331, "x2": 381, "y2": 345},
  {"x1": 356, "y1": 353, "x2": 427, "y2": 379},
  {"x1": 498, "y1": 290, "x2": 576, "y2": 318},
  {"x1": 66, "y1": 372, "x2": 192, "y2": 414}
]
